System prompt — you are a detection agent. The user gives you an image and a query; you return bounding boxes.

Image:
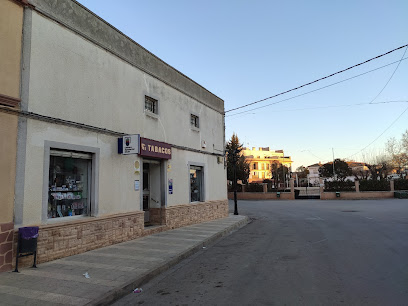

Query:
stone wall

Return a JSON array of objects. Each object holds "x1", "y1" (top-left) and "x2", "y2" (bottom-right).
[
  {"x1": 0, "y1": 222, "x2": 14, "y2": 272},
  {"x1": 10, "y1": 199, "x2": 228, "y2": 270},
  {"x1": 320, "y1": 191, "x2": 394, "y2": 200},
  {"x1": 12, "y1": 212, "x2": 144, "y2": 269},
  {"x1": 164, "y1": 200, "x2": 229, "y2": 229},
  {"x1": 149, "y1": 208, "x2": 164, "y2": 225},
  {"x1": 228, "y1": 192, "x2": 295, "y2": 200}
]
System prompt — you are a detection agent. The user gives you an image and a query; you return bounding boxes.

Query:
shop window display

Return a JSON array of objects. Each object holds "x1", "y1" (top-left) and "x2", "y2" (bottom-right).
[{"x1": 48, "y1": 152, "x2": 91, "y2": 218}]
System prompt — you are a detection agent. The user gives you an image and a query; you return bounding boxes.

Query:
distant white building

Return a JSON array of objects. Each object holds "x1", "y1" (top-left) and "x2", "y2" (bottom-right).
[{"x1": 307, "y1": 163, "x2": 322, "y2": 186}]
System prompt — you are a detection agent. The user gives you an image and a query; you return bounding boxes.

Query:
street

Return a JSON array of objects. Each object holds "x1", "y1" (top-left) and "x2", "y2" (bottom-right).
[{"x1": 114, "y1": 199, "x2": 408, "y2": 305}]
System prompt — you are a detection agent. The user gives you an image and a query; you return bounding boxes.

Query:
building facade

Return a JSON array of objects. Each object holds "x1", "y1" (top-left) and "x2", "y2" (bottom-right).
[
  {"x1": 306, "y1": 163, "x2": 322, "y2": 186},
  {"x1": 6, "y1": 0, "x2": 227, "y2": 270},
  {"x1": 0, "y1": 0, "x2": 24, "y2": 272},
  {"x1": 242, "y1": 147, "x2": 293, "y2": 183}
]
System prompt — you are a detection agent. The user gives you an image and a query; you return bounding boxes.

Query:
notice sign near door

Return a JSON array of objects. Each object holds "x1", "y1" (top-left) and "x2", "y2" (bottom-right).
[
  {"x1": 118, "y1": 135, "x2": 140, "y2": 155},
  {"x1": 168, "y1": 179, "x2": 173, "y2": 194}
]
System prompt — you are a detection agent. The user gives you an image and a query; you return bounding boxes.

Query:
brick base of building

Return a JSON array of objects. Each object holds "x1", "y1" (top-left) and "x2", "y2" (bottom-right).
[
  {"x1": 10, "y1": 199, "x2": 228, "y2": 271},
  {"x1": 0, "y1": 222, "x2": 14, "y2": 272},
  {"x1": 164, "y1": 200, "x2": 229, "y2": 229}
]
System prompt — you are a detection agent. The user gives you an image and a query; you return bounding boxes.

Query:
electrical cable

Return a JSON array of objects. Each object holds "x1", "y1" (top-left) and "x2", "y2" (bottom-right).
[
  {"x1": 225, "y1": 44, "x2": 408, "y2": 113},
  {"x1": 346, "y1": 105, "x2": 408, "y2": 159},
  {"x1": 226, "y1": 57, "x2": 408, "y2": 117},
  {"x1": 368, "y1": 46, "x2": 408, "y2": 104},
  {"x1": 226, "y1": 101, "x2": 408, "y2": 119}
]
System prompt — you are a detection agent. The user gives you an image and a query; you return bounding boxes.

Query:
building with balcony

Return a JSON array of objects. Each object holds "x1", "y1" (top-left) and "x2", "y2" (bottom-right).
[{"x1": 241, "y1": 147, "x2": 293, "y2": 183}]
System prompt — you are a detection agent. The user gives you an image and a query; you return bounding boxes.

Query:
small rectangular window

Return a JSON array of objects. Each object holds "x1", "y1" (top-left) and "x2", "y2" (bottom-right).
[
  {"x1": 253, "y1": 163, "x2": 257, "y2": 170},
  {"x1": 190, "y1": 114, "x2": 199, "y2": 128},
  {"x1": 145, "y1": 96, "x2": 158, "y2": 114}
]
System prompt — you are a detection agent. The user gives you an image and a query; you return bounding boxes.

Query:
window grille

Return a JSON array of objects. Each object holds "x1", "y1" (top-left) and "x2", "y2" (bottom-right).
[
  {"x1": 145, "y1": 96, "x2": 158, "y2": 114},
  {"x1": 190, "y1": 114, "x2": 199, "y2": 128}
]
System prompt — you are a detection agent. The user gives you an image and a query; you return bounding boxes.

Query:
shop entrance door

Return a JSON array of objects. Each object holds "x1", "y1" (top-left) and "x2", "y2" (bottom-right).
[
  {"x1": 143, "y1": 160, "x2": 161, "y2": 224},
  {"x1": 142, "y1": 163, "x2": 150, "y2": 223}
]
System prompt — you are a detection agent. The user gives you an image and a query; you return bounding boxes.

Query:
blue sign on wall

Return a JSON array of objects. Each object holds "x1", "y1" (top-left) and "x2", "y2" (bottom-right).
[{"x1": 168, "y1": 179, "x2": 173, "y2": 194}]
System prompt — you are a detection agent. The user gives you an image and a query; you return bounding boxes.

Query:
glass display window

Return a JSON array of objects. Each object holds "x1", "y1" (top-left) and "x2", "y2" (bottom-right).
[{"x1": 48, "y1": 150, "x2": 92, "y2": 218}]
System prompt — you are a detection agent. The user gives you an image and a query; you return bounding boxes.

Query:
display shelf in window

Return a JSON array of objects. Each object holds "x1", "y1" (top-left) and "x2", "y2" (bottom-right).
[{"x1": 48, "y1": 153, "x2": 90, "y2": 219}]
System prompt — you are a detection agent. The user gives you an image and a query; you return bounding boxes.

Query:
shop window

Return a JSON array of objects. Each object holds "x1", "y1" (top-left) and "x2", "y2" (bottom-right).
[
  {"x1": 145, "y1": 95, "x2": 158, "y2": 114},
  {"x1": 48, "y1": 150, "x2": 91, "y2": 218},
  {"x1": 190, "y1": 165, "x2": 203, "y2": 202},
  {"x1": 190, "y1": 114, "x2": 199, "y2": 128}
]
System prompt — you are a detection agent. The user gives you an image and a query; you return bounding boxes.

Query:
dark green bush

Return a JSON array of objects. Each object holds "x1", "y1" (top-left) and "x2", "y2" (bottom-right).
[
  {"x1": 394, "y1": 179, "x2": 408, "y2": 191},
  {"x1": 324, "y1": 180, "x2": 355, "y2": 192},
  {"x1": 359, "y1": 179, "x2": 390, "y2": 191},
  {"x1": 246, "y1": 183, "x2": 264, "y2": 192},
  {"x1": 228, "y1": 184, "x2": 243, "y2": 192}
]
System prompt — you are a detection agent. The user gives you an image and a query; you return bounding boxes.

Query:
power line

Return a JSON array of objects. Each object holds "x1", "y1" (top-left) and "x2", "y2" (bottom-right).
[
  {"x1": 225, "y1": 57, "x2": 408, "y2": 117},
  {"x1": 346, "y1": 105, "x2": 408, "y2": 159},
  {"x1": 225, "y1": 101, "x2": 408, "y2": 119},
  {"x1": 368, "y1": 46, "x2": 408, "y2": 104},
  {"x1": 225, "y1": 44, "x2": 408, "y2": 113}
]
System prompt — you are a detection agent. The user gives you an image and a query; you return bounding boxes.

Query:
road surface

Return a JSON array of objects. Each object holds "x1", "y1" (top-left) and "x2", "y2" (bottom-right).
[{"x1": 114, "y1": 199, "x2": 408, "y2": 305}]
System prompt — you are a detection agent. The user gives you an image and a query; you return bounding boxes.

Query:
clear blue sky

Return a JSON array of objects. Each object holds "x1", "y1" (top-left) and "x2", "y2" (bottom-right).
[{"x1": 77, "y1": 0, "x2": 408, "y2": 169}]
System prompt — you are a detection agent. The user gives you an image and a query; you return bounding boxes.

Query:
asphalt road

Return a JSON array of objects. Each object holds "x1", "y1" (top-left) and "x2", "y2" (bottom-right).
[{"x1": 114, "y1": 199, "x2": 408, "y2": 305}]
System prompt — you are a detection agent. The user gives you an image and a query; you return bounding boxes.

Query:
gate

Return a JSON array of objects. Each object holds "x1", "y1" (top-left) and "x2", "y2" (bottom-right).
[{"x1": 295, "y1": 187, "x2": 320, "y2": 199}]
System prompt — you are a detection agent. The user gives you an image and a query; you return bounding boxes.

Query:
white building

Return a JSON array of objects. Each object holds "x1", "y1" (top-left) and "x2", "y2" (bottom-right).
[
  {"x1": 12, "y1": 0, "x2": 227, "y2": 266},
  {"x1": 307, "y1": 163, "x2": 322, "y2": 186}
]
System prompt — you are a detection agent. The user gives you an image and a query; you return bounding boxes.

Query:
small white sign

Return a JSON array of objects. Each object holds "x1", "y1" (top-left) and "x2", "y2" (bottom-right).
[
  {"x1": 119, "y1": 135, "x2": 140, "y2": 155},
  {"x1": 134, "y1": 180, "x2": 140, "y2": 191}
]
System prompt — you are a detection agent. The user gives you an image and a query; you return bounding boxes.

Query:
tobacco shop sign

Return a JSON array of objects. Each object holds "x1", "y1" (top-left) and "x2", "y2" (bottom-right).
[{"x1": 139, "y1": 137, "x2": 172, "y2": 159}]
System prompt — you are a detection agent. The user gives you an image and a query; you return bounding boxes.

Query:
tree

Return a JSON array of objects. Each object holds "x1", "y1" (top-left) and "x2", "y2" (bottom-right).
[
  {"x1": 295, "y1": 165, "x2": 309, "y2": 187},
  {"x1": 402, "y1": 129, "x2": 408, "y2": 154},
  {"x1": 385, "y1": 137, "x2": 407, "y2": 176},
  {"x1": 368, "y1": 153, "x2": 393, "y2": 180},
  {"x1": 226, "y1": 134, "x2": 250, "y2": 183},
  {"x1": 270, "y1": 161, "x2": 290, "y2": 189},
  {"x1": 319, "y1": 159, "x2": 352, "y2": 181},
  {"x1": 296, "y1": 166, "x2": 309, "y2": 178}
]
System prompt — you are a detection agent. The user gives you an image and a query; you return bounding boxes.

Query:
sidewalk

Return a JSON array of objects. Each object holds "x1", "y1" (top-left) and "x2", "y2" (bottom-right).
[{"x1": 0, "y1": 214, "x2": 248, "y2": 306}]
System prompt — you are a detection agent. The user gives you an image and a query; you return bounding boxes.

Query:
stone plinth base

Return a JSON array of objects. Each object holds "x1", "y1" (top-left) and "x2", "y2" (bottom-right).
[
  {"x1": 9, "y1": 199, "x2": 228, "y2": 271},
  {"x1": 0, "y1": 222, "x2": 14, "y2": 272}
]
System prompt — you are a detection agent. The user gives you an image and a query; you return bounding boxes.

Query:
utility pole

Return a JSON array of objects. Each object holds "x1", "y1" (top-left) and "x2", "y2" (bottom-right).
[
  {"x1": 233, "y1": 150, "x2": 239, "y2": 215},
  {"x1": 282, "y1": 151, "x2": 285, "y2": 190}
]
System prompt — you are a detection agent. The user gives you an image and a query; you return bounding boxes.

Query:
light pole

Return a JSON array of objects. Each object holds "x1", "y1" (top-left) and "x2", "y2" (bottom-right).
[
  {"x1": 332, "y1": 148, "x2": 336, "y2": 180},
  {"x1": 233, "y1": 150, "x2": 239, "y2": 215}
]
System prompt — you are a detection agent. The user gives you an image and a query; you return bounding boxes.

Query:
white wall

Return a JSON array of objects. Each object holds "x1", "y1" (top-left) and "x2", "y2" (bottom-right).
[
  {"x1": 17, "y1": 12, "x2": 226, "y2": 226},
  {"x1": 28, "y1": 12, "x2": 224, "y2": 153}
]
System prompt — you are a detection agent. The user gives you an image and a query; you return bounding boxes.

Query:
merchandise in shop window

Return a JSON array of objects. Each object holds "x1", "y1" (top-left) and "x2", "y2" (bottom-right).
[{"x1": 48, "y1": 155, "x2": 90, "y2": 218}]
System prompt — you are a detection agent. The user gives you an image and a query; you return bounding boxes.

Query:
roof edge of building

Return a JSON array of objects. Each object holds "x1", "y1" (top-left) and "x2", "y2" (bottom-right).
[{"x1": 28, "y1": 0, "x2": 224, "y2": 113}]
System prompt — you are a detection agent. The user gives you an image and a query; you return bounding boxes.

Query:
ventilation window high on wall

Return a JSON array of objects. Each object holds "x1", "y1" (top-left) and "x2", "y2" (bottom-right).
[
  {"x1": 190, "y1": 114, "x2": 199, "y2": 129},
  {"x1": 145, "y1": 96, "x2": 158, "y2": 114}
]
